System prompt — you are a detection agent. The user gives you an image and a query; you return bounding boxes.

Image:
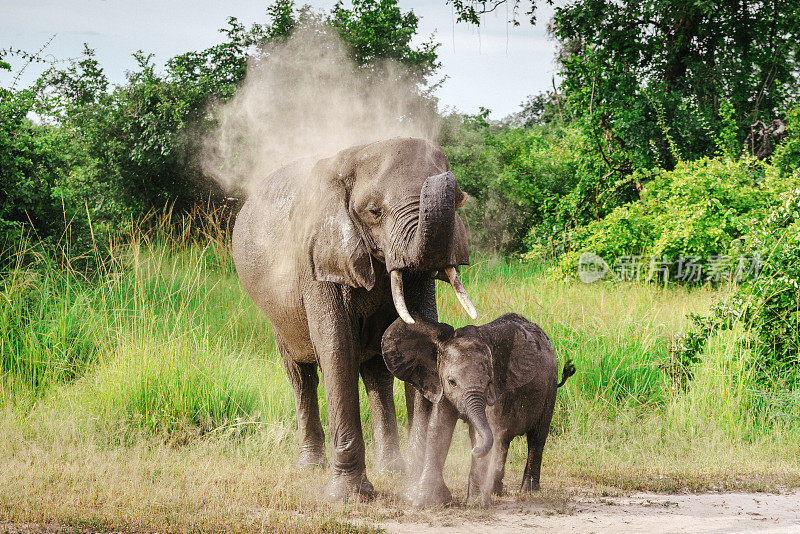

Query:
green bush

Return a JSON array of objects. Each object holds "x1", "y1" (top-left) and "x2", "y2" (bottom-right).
[
  {"x1": 442, "y1": 115, "x2": 620, "y2": 256},
  {"x1": 672, "y1": 184, "x2": 800, "y2": 386},
  {"x1": 773, "y1": 105, "x2": 800, "y2": 178},
  {"x1": 737, "y1": 185, "x2": 800, "y2": 382},
  {"x1": 493, "y1": 126, "x2": 601, "y2": 256},
  {"x1": 0, "y1": 85, "x2": 86, "y2": 249},
  {"x1": 558, "y1": 157, "x2": 778, "y2": 279}
]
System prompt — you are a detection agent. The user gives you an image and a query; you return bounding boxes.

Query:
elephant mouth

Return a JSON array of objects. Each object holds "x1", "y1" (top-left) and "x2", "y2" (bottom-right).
[
  {"x1": 384, "y1": 170, "x2": 474, "y2": 325},
  {"x1": 390, "y1": 267, "x2": 476, "y2": 325}
]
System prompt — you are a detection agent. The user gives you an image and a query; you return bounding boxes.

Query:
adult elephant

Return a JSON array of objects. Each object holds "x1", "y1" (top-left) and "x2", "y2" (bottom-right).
[{"x1": 232, "y1": 137, "x2": 476, "y2": 499}]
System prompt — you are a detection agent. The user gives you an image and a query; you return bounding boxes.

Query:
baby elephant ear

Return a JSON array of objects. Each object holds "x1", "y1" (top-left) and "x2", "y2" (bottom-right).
[
  {"x1": 486, "y1": 380, "x2": 497, "y2": 406},
  {"x1": 382, "y1": 317, "x2": 454, "y2": 403}
]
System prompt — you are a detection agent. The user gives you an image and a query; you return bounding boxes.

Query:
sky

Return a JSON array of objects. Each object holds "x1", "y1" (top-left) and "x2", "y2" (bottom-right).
[{"x1": 0, "y1": 0, "x2": 560, "y2": 119}]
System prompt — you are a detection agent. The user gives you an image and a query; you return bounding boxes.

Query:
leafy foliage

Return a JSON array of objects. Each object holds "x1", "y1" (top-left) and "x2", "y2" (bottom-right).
[
  {"x1": 739, "y1": 188, "x2": 800, "y2": 381},
  {"x1": 773, "y1": 105, "x2": 800, "y2": 177},
  {"x1": 558, "y1": 158, "x2": 780, "y2": 275},
  {"x1": 672, "y1": 185, "x2": 800, "y2": 386},
  {"x1": 507, "y1": 89, "x2": 566, "y2": 128},
  {"x1": 551, "y1": 0, "x2": 800, "y2": 171},
  {"x1": 447, "y1": 0, "x2": 540, "y2": 25},
  {"x1": 443, "y1": 112, "x2": 641, "y2": 256},
  {"x1": 330, "y1": 0, "x2": 440, "y2": 82},
  {"x1": 0, "y1": 0, "x2": 441, "y2": 250},
  {"x1": 0, "y1": 88, "x2": 66, "y2": 243}
]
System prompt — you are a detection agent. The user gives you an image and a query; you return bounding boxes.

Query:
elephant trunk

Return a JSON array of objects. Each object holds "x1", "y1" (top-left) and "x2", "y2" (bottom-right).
[
  {"x1": 413, "y1": 171, "x2": 456, "y2": 269},
  {"x1": 463, "y1": 391, "x2": 493, "y2": 458},
  {"x1": 387, "y1": 171, "x2": 475, "y2": 324}
]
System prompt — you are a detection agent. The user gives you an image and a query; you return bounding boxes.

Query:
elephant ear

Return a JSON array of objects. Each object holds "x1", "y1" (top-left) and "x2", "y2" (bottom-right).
[
  {"x1": 382, "y1": 317, "x2": 454, "y2": 403},
  {"x1": 488, "y1": 315, "x2": 553, "y2": 392},
  {"x1": 308, "y1": 152, "x2": 375, "y2": 290}
]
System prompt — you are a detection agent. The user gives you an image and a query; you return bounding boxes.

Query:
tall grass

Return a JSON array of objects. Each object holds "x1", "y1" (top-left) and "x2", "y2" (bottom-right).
[
  {"x1": 0, "y1": 213, "x2": 796, "y2": 447},
  {"x1": 0, "y1": 210, "x2": 282, "y2": 435},
  {"x1": 0, "y1": 238, "x2": 101, "y2": 394}
]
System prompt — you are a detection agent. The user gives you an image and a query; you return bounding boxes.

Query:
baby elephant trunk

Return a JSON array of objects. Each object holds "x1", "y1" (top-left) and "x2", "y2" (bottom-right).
[{"x1": 464, "y1": 391, "x2": 493, "y2": 458}]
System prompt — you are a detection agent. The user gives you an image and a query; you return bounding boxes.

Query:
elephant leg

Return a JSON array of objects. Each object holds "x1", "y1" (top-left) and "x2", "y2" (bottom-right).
[
  {"x1": 407, "y1": 400, "x2": 458, "y2": 507},
  {"x1": 305, "y1": 286, "x2": 372, "y2": 500},
  {"x1": 479, "y1": 439, "x2": 509, "y2": 506},
  {"x1": 405, "y1": 388, "x2": 432, "y2": 483},
  {"x1": 522, "y1": 392, "x2": 555, "y2": 492},
  {"x1": 281, "y1": 353, "x2": 327, "y2": 469},
  {"x1": 521, "y1": 430, "x2": 545, "y2": 492},
  {"x1": 466, "y1": 425, "x2": 487, "y2": 502},
  {"x1": 403, "y1": 274, "x2": 437, "y2": 483},
  {"x1": 405, "y1": 382, "x2": 415, "y2": 431},
  {"x1": 360, "y1": 356, "x2": 404, "y2": 473}
]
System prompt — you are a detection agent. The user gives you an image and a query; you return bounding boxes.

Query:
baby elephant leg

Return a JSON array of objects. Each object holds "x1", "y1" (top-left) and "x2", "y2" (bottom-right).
[
  {"x1": 467, "y1": 426, "x2": 488, "y2": 502},
  {"x1": 521, "y1": 430, "x2": 546, "y2": 492},
  {"x1": 478, "y1": 440, "x2": 509, "y2": 506}
]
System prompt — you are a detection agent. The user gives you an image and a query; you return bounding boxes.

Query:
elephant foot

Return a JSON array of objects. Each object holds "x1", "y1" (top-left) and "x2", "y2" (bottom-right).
[
  {"x1": 467, "y1": 481, "x2": 480, "y2": 502},
  {"x1": 465, "y1": 485, "x2": 492, "y2": 507},
  {"x1": 520, "y1": 476, "x2": 540, "y2": 493},
  {"x1": 376, "y1": 450, "x2": 406, "y2": 474},
  {"x1": 493, "y1": 479, "x2": 504, "y2": 496},
  {"x1": 405, "y1": 478, "x2": 452, "y2": 507},
  {"x1": 297, "y1": 446, "x2": 327, "y2": 470},
  {"x1": 325, "y1": 471, "x2": 374, "y2": 501},
  {"x1": 404, "y1": 462, "x2": 423, "y2": 485},
  {"x1": 403, "y1": 483, "x2": 419, "y2": 504}
]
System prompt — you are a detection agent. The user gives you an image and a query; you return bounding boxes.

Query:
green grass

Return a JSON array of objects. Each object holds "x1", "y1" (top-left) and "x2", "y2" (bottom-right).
[{"x1": 0, "y1": 223, "x2": 798, "y2": 532}]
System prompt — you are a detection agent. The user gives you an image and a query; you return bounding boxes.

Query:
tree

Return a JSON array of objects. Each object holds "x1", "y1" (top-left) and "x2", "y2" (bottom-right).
[
  {"x1": 329, "y1": 0, "x2": 440, "y2": 83},
  {"x1": 0, "y1": 49, "x2": 101, "y2": 248},
  {"x1": 0, "y1": 86, "x2": 73, "y2": 245},
  {"x1": 447, "y1": 0, "x2": 543, "y2": 25},
  {"x1": 550, "y1": 0, "x2": 800, "y2": 170},
  {"x1": 507, "y1": 89, "x2": 564, "y2": 127}
]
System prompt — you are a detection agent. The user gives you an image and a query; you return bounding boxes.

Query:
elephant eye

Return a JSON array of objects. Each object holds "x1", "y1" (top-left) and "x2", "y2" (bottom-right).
[
  {"x1": 366, "y1": 204, "x2": 382, "y2": 218},
  {"x1": 448, "y1": 378, "x2": 457, "y2": 387}
]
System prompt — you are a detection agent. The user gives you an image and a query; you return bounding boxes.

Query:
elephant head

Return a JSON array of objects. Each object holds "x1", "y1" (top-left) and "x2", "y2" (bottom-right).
[
  {"x1": 382, "y1": 317, "x2": 498, "y2": 458},
  {"x1": 306, "y1": 138, "x2": 475, "y2": 323}
]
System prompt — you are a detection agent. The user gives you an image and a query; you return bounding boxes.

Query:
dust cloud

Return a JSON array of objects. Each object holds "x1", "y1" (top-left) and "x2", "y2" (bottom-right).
[{"x1": 201, "y1": 23, "x2": 441, "y2": 196}]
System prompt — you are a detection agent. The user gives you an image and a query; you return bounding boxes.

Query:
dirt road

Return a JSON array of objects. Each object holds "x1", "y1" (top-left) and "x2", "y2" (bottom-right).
[{"x1": 380, "y1": 491, "x2": 800, "y2": 533}]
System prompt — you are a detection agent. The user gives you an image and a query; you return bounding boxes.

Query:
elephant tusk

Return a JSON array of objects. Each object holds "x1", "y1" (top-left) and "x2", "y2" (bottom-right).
[
  {"x1": 390, "y1": 270, "x2": 415, "y2": 324},
  {"x1": 445, "y1": 267, "x2": 477, "y2": 320}
]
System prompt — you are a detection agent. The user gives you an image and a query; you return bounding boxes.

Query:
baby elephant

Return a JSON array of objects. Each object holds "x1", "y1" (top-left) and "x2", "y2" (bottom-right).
[{"x1": 382, "y1": 313, "x2": 574, "y2": 506}]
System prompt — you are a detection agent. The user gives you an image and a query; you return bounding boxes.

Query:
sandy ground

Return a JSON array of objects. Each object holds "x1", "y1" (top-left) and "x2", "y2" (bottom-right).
[
  {"x1": 2, "y1": 491, "x2": 798, "y2": 532},
  {"x1": 380, "y1": 491, "x2": 800, "y2": 533}
]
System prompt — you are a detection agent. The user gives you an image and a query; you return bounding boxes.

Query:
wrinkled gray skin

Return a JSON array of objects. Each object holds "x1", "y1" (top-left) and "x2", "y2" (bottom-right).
[
  {"x1": 232, "y1": 138, "x2": 471, "y2": 500},
  {"x1": 382, "y1": 313, "x2": 574, "y2": 507}
]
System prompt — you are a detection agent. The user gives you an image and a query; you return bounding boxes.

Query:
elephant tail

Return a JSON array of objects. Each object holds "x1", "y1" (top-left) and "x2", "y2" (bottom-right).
[{"x1": 557, "y1": 357, "x2": 576, "y2": 388}]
